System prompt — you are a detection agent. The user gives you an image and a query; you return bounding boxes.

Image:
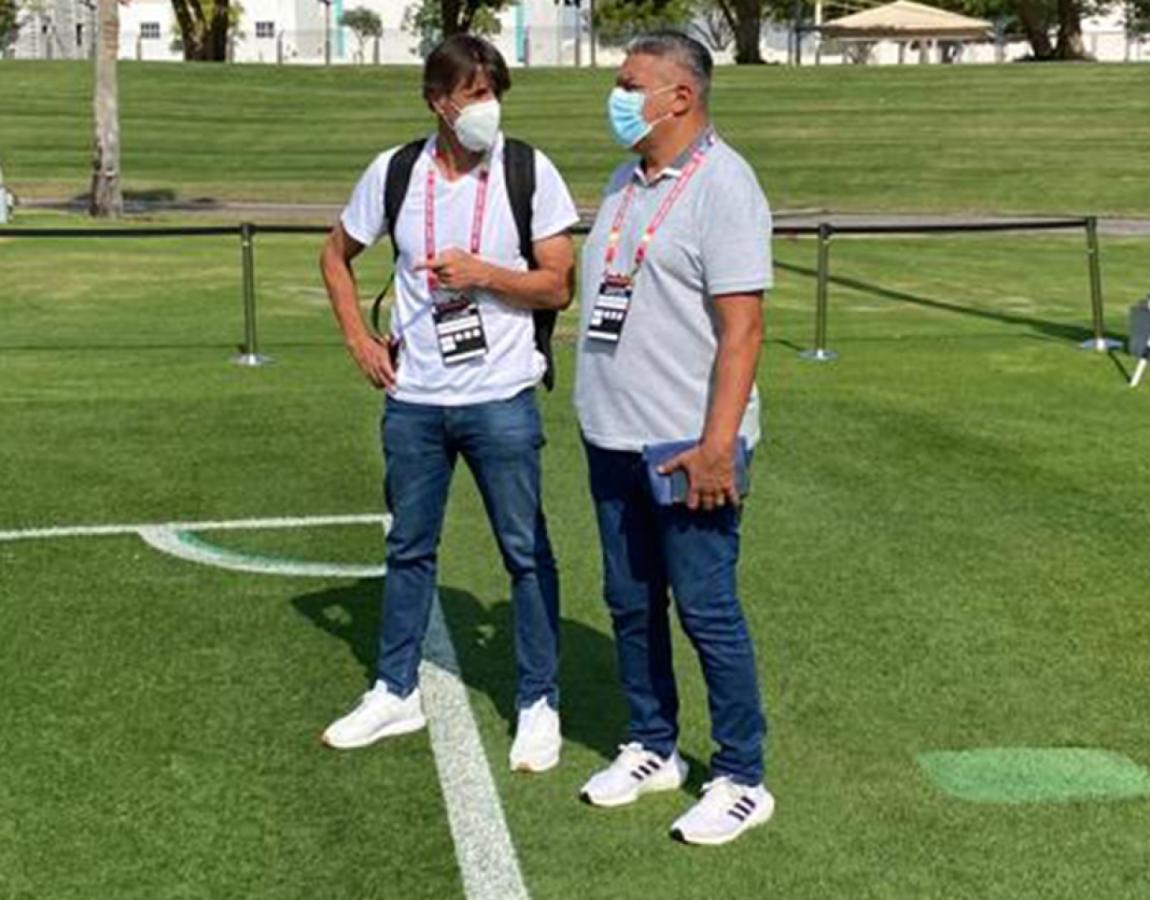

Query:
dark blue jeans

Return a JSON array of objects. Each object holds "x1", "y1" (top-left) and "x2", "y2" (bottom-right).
[
  {"x1": 377, "y1": 388, "x2": 560, "y2": 710},
  {"x1": 584, "y1": 441, "x2": 766, "y2": 785}
]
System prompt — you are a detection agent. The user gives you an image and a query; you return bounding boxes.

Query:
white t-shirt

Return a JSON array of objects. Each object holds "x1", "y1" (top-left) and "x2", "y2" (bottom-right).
[{"x1": 341, "y1": 133, "x2": 580, "y2": 406}]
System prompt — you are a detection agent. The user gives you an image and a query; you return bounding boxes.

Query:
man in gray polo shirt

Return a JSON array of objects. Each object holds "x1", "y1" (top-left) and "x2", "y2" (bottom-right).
[{"x1": 574, "y1": 31, "x2": 774, "y2": 846}]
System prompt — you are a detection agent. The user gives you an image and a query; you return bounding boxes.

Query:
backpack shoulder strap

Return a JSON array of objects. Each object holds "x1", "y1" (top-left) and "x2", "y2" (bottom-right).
[
  {"x1": 502, "y1": 137, "x2": 537, "y2": 270},
  {"x1": 503, "y1": 137, "x2": 559, "y2": 392},
  {"x1": 370, "y1": 139, "x2": 424, "y2": 335},
  {"x1": 384, "y1": 139, "x2": 426, "y2": 260}
]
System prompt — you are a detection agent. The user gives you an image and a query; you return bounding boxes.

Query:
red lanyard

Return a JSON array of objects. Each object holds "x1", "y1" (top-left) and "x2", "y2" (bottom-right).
[
  {"x1": 424, "y1": 149, "x2": 490, "y2": 291},
  {"x1": 603, "y1": 133, "x2": 714, "y2": 279}
]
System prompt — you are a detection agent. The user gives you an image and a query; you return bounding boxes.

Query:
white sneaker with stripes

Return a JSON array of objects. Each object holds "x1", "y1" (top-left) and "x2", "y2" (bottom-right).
[
  {"x1": 579, "y1": 742, "x2": 689, "y2": 807},
  {"x1": 669, "y1": 776, "x2": 775, "y2": 846}
]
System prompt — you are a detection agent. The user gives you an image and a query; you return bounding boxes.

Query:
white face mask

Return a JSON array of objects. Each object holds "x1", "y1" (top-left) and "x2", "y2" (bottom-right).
[{"x1": 450, "y1": 98, "x2": 501, "y2": 153}]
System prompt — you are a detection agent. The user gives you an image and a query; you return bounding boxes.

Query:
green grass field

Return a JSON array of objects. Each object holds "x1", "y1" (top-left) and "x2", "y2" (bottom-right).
[
  {"x1": 3, "y1": 60, "x2": 1150, "y2": 212},
  {"x1": 3, "y1": 217, "x2": 1150, "y2": 898}
]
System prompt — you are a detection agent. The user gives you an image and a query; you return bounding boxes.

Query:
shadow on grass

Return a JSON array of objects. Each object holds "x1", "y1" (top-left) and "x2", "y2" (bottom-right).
[
  {"x1": 67, "y1": 188, "x2": 222, "y2": 207},
  {"x1": 1106, "y1": 349, "x2": 1132, "y2": 381},
  {"x1": 775, "y1": 260, "x2": 1124, "y2": 346},
  {"x1": 291, "y1": 579, "x2": 632, "y2": 763}
]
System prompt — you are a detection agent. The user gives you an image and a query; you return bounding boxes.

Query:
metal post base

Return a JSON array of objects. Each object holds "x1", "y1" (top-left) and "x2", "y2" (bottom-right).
[
  {"x1": 799, "y1": 348, "x2": 839, "y2": 362},
  {"x1": 1078, "y1": 337, "x2": 1121, "y2": 352},
  {"x1": 232, "y1": 352, "x2": 273, "y2": 367}
]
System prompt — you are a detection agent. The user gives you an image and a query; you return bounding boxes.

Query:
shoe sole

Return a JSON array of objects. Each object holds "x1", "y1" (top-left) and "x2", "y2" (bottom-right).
[
  {"x1": 510, "y1": 748, "x2": 561, "y2": 774},
  {"x1": 580, "y1": 769, "x2": 688, "y2": 808},
  {"x1": 321, "y1": 714, "x2": 428, "y2": 750},
  {"x1": 669, "y1": 801, "x2": 775, "y2": 846}
]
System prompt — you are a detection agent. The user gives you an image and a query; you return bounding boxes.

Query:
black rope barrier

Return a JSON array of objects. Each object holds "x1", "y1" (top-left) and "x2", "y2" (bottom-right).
[{"x1": 0, "y1": 216, "x2": 1110, "y2": 363}]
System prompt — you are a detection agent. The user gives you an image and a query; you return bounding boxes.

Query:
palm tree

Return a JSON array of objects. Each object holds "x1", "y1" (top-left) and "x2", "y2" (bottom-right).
[{"x1": 90, "y1": 0, "x2": 122, "y2": 218}]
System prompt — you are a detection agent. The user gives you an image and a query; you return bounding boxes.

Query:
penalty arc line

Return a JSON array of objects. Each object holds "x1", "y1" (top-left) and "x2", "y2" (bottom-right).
[
  {"x1": 0, "y1": 512, "x2": 531, "y2": 900},
  {"x1": 0, "y1": 512, "x2": 389, "y2": 542}
]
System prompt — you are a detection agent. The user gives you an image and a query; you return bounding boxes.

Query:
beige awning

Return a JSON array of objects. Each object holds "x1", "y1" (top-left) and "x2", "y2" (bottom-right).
[{"x1": 821, "y1": 0, "x2": 993, "y2": 40}]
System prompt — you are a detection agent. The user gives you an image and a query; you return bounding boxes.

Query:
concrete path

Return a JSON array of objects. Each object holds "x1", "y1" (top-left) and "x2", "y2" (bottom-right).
[{"x1": 19, "y1": 198, "x2": 1150, "y2": 236}]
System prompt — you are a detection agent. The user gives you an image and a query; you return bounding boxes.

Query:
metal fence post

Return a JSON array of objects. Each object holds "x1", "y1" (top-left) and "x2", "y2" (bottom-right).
[
  {"x1": 1080, "y1": 216, "x2": 1119, "y2": 352},
  {"x1": 0, "y1": 160, "x2": 9, "y2": 225},
  {"x1": 800, "y1": 222, "x2": 838, "y2": 361},
  {"x1": 233, "y1": 222, "x2": 273, "y2": 366}
]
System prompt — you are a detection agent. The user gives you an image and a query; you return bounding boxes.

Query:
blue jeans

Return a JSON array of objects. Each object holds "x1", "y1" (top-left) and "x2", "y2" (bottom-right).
[
  {"x1": 584, "y1": 441, "x2": 766, "y2": 785},
  {"x1": 377, "y1": 388, "x2": 560, "y2": 710}
]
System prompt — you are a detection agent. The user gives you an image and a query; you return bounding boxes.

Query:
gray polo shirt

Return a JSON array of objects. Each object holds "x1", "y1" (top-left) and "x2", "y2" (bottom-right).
[{"x1": 574, "y1": 131, "x2": 773, "y2": 452}]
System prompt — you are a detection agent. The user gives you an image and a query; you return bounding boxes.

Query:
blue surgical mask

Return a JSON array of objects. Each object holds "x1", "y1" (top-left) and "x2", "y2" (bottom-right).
[
  {"x1": 607, "y1": 86, "x2": 673, "y2": 149},
  {"x1": 607, "y1": 87, "x2": 651, "y2": 149}
]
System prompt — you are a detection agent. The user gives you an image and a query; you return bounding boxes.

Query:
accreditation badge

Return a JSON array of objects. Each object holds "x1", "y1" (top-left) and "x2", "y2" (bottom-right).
[
  {"x1": 587, "y1": 274, "x2": 634, "y2": 343},
  {"x1": 431, "y1": 291, "x2": 488, "y2": 365}
]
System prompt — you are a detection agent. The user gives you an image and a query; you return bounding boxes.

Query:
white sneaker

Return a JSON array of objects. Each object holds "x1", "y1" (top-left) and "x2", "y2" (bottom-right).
[
  {"x1": 579, "y1": 742, "x2": 689, "y2": 807},
  {"x1": 321, "y1": 681, "x2": 427, "y2": 749},
  {"x1": 508, "y1": 697, "x2": 562, "y2": 773},
  {"x1": 669, "y1": 777, "x2": 775, "y2": 846}
]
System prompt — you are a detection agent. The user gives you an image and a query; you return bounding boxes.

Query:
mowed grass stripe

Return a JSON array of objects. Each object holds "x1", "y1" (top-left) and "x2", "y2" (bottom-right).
[{"x1": 1, "y1": 61, "x2": 1148, "y2": 212}]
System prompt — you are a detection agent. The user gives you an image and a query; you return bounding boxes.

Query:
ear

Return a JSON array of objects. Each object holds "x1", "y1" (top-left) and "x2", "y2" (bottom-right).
[
  {"x1": 671, "y1": 82, "x2": 695, "y2": 116},
  {"x1": 426, "y1": 91, "x2": 450, "y2": 119}
]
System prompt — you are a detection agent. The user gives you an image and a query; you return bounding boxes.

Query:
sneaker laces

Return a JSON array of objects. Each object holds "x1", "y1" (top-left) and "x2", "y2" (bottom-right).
[
  {"x1": 612, "y1": 741, "x2": 653, "y2": 770},
  {"x1": 697, "y1": 776, "x2": 745, "y2": 812},
  {"x1": 356, "y1": 681, "x2": 393, "y2": 709}
]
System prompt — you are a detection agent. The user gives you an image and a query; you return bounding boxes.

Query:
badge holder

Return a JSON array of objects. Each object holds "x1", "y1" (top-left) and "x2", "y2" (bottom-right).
[
  {"x1": 587, "y1": 274, "x2": 633, "y2": 343},
  {"x1": 432, "y1": 292, "x2": 488, "y2": 365}
]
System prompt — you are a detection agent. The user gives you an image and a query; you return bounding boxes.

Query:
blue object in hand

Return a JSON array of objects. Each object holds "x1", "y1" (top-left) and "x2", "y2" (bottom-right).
[{"x1": 641, "y1": 438, "x2": 751, "y2": 506}]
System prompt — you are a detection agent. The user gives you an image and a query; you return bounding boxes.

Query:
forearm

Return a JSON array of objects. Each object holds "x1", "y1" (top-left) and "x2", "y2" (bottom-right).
[
  {"x1": 321, "y1": 249, "x2": 372, "y2": 349},
  {"x1": 701, "y1": 315, "x2": 763, "y2": 452},
  {"x1": 480, "y1": 262, "x2": 570, "y2": 312}
]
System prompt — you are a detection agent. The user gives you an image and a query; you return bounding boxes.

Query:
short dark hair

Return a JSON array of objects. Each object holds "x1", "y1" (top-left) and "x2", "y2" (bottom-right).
[
  {"x1": 422, "y1": 34, "x2": 512, "y2": 103},
  {"x1": 626, "y1": 30, "x2": 713, "y2": 101}
]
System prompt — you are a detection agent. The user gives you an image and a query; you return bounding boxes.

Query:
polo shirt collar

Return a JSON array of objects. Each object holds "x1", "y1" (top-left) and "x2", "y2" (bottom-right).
[{"x1": 631, "y1": 126, "x2": 716, "y2": 186}]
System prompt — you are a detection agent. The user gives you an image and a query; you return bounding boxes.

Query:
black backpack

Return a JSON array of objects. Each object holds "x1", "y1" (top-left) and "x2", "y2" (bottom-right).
[{"x1": 372, "y1": 137, "x2": 558, "y2": 391}]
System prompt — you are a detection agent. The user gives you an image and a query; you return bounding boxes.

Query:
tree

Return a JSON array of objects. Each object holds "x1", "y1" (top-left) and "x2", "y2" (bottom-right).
[
  {"x1": 170, "y1": 0, "x2": 242, "y2": 60},
  {"x1": 595, "y1": 0, "x2": 768, "y2": 62},
  {"x1": 931, "y1": 0, "x2": 1096, "y2": 60},
  {"x1": 1127, "y1": 0, "x2": 1150, "y2": 36},
  {"x1": 90, "y1": 0, "x2": 123, "y2": 218},
  {"x1": 0, "y1": 0, "x2": 20, "y2": 56},
  {"x1": 593, "y1": 0, "x2": 696, "y2": 42},
  {"x1": 690, "y1": 0, "x2": 735, "y2": 51},
  {"x1": 341, "y1": 5, "x2": 382, "y2": 61},
  {"x1": 402, "y1": 0, "x2": 502, "y2": 56},
  {"x1": 715, "y1": 0, "x2": 768, "y2": 62},
  {"x1": 413, "y1": 0, "x2": 509, "y2": 38}
]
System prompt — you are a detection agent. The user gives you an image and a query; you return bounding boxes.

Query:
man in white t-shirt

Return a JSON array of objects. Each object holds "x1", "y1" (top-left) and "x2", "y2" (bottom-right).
[{"x1": 318, "y1": 35, "x2": 580, "y2": 774}]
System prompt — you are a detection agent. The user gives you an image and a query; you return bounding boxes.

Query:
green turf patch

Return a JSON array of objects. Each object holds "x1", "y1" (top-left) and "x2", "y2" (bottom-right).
[{"x1": 918, "y1": 748, "x2": 1150, "y2": 804}]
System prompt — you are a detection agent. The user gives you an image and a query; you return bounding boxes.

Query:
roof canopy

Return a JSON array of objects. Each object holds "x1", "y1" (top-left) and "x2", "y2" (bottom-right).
[{"x1": 821, "y1": 1, "x2": 993, "y2": 40}]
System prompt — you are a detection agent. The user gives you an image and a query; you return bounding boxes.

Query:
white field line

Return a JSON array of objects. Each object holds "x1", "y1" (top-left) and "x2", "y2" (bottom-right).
[
  {"x1": 0, "y1": 513, "x2": 387, "y2": 542},
  {"x1": 137, "y1": 527, "x2": 389, "y2": 579},
  {"x1": 0, "y1": 511, "x2": 531, "y2": 900},
  {"x1": 421, "y1": 594, "x2": 531, "y2": 900}
]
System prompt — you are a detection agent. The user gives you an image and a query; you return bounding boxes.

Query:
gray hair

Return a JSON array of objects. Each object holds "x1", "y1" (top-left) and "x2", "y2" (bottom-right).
[{"x1": 625, "y1": 30, "x2": 713, "y2": 102}]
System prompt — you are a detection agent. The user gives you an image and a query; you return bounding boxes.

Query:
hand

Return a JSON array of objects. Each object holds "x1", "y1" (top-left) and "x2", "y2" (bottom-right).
[
  {"x1": 658, "y1": 440, "x2": 739, "y2": 512},
  {"x1": 348, "y1": 333, "x2": 399, "y2": 390},
  {"x1": 414, "y1": 247, "x2": 490, "y2": 293}
]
